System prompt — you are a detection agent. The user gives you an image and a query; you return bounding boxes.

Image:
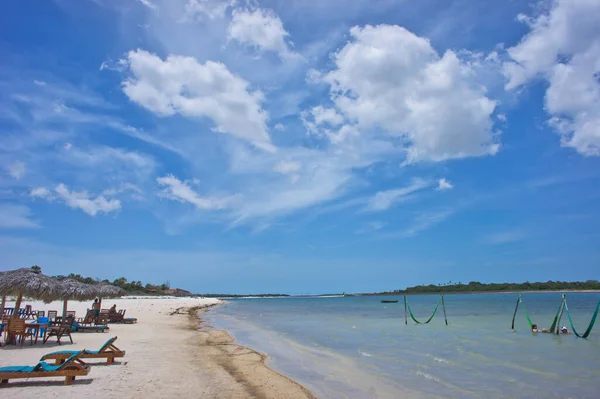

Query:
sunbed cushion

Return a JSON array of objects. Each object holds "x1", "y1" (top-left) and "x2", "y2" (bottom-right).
[
  {"x1": 97, "y1": 337, "x2": 117, "y2": 353},
  {"x1": 0, "y1": 366, "x2": 36, "y2": 373},
  {"x1": 33, "y1": 362, "x2": 61, "y2": 372}
]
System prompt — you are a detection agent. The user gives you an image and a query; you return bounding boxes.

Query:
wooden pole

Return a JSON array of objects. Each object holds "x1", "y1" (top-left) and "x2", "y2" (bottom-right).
[
  {"x1": 441, "y1": 294, "x2": 448, "y2": 326},
  {"x1": 511, "y1": 295, "x2": 521, "y2": 330},
  {"x1": 63, "y1": 299, "x2": 68, "y2": 318},
  {"x1": 556, "y1": 294, "x2": 566, "y2": 335},
  {"x1": 12, "y1": 293, "x2": 23, "y2": 319},
  {"x1": 404, "y1": 294, "x2": 408, "y2": 325},
  {"x1": 0, "y1": 295, "x2": 5, "y2": 318}
]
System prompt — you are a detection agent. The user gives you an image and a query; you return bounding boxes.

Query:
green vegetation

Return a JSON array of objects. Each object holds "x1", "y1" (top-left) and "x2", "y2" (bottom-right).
[
  {"x1": 366, "y1": 280, "x2": 600, "y2": 295},
  {"x1": 54, "y1": 273, "x2": 176, "y2": 295}
]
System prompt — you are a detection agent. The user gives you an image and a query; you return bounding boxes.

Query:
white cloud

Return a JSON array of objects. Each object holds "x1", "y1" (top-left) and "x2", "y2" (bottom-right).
[
  {"x1": 504, "y1": 0, "x2": 600, "y2": 156},
  {"x1": 322, "y1": 24, "x2": 499, "y2": 163},
  {"x1": 437, "y1": 178, "x2": 453, "y2": 190},
  {"x1": 274, "y1": 123, "x2": 285, "y2": 131},
  {"x1": 30, "y1": 187, "x2": 52, "y2": 199},
  {"x1": 0, "y1": 204, "x2": 40, "y2": 229},
  {"x1": 33, "y1": 80, "x2": 46, "y2": 86},
  {"x1": 366, "y1": 179, "x2": 431, "y2": 211},
  {"x1": 64, "y1": 142, "x2": 72, "y2": 151},
  {"x1": 54, "y1": 184, "x2": 121, "y2": 216},
  {"x1": 8, "y1": 161, "x2": 26, "y2": 180},
  {"x1": 311, "y1": 106, "x2": 344, "y2": 127},
  {"x1": 183, "y1": 0, "x2": 234, "y2": 20},
  {"x1": 66, "y1": 146, "x2": 155, "y2": 172},
  {"x1": 121, "y1": 49, "x2": 274, "y2": 152},
  {"x1": 136, "y1": 0, "x2": 157, "y2": 10},
  {"x1": 156, "y1": 174, "x2": 236, "y2": 210},
  {"x1": 228, "y1": 8, "x2": 298, "y2": 59},
  {"x1": 376, "y1": 210, "x2": 454, "y2": 239},
  {"x1": 273, "y1": 161, "x2": 301, "y2": 174}
]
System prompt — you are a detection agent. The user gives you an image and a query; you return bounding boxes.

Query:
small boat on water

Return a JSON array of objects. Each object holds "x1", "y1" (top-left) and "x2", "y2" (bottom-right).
[{"x1": 380, "y1": 300, "x2": 398, "y2": 303}]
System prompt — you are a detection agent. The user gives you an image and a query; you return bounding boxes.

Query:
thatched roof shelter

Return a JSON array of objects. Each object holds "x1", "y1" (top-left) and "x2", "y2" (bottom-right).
[
  {"x1": 0, "y1": 268, "x2": 62, "y2": 320},
  {"x1": 55, "y1": 278, "x2": 101, "y2": 317},
  {"x1": 0, "y1": 268, "x2": 62, "y2": 303},
  {"x1": 58, "y1": 279, "x2": 100, "y2": 301},
  {"x1": 97, "y1": 282, "x2": 126, "y2": 299}
]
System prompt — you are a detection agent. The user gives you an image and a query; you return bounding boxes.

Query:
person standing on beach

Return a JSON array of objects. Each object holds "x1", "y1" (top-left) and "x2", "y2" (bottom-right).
[{"x1": 92, "y1": 298, "x2": 100, "y2": 317}]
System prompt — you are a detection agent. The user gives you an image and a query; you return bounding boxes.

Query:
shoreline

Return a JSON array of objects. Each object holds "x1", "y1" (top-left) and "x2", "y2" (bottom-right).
[
  {"x1": 189, "y1": 305, "x2": 316, "y2": 399},
  {"x1": 356, "y1": 289, "x2": 600, "y2": 296},
  {"x1": 0, "y1": 297, "x2": 315, "y2": 398}
]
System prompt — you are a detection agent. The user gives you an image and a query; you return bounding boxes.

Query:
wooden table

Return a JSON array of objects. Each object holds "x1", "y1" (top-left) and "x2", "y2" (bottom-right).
[{"x1": 25, "y1": 322, "x2": 49, "y2": 344}]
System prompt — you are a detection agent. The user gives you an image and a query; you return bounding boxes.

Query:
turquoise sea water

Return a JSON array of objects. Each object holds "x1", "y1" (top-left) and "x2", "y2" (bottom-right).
[{"x1": 205, "y1": 293, "x2": 600, "y2": 399}]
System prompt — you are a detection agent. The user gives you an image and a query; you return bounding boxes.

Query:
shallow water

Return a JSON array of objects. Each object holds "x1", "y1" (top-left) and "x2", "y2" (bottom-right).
[{"x1": 205, "y1": 293, "x2": 600, "y2": 399}]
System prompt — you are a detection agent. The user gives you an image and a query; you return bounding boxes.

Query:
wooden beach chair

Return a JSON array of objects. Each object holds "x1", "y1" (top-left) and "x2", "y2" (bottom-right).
[
  {"x1": 41, "y1": 336, "x2": 125, "y2": 365},
  {"x1": 0, "y1": 350, "x2": 90, "y2": 385},
  {"x1": 74, "y1": 310, "x2": 109, "y2": 332},
  {"x1": 7, "y1": 318, "x2": 35, "y2": 346},
  {"x1": 109, "y1": 309, "x2": 137, "y2": 324},
  {"x1": 44, "y1": 318, "x2": 74, "y2": 345},
  {"x1": 47, "y1": 310, "x2": 58, "y2": 320}
]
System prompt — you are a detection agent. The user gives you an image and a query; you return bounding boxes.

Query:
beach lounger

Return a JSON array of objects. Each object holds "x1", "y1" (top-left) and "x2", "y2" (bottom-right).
[
  {"x1": 0, "y1": 350, "x2": 90, "y2": 385},
  {"x1": 74, "y1": 322, "x2": 109, "y2": 333},
  {"x1": 41, "y1": 336, "x2": 125, "y2": 365},
  {"x1": 109, "y1": 310, "x2": 137, "y2": 324}
]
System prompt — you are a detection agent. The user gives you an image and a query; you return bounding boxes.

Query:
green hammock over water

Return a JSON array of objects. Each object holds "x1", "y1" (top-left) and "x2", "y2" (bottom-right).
[
  {"x1": 404, "y1": 294, "x2": 448, "y2": 325},
  {"x1": 511, "y1": 294, "x2": 600, "y2": 338}
]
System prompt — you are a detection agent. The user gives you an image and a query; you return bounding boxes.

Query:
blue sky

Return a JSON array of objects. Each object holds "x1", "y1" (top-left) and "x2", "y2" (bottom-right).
[{"x1": 1, "y1": 0, "x2": 599, "y2": 294}]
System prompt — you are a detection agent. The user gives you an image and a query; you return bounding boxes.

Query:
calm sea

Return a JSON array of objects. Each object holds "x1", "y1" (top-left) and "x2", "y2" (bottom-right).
[{"x1": 204, "y1": 293, "x2": 600, "y2": 399}]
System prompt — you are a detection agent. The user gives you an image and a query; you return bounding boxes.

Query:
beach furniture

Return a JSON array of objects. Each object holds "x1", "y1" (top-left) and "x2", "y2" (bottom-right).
[
  {"x1": 66, "y1": 310, "x2": 76, "y2": 318},
  {"x1": 41, "y1": 336, "x2": 125, "y2": 365},
  {"x1": 73, "y1": 316, "x2": 109, "y2": 332},
  {"x1": 98, "y1": 309, "x2": 110, "y2": 324},
  {"x1": 7, "y1": 318, "x2": 35, "y2": 346},
  {"x1": 0, "y1": 350, "x2": 90, "y2": 385},
  {"x1": 23, "y1": 305, "x2": 37, "y2": 320},
  {"x1": 44, "y1": 318, "x2": 74, "y2": 345},
  {"x1": 48, "y1": 310, "x2": 58, "y2": 320},
  {"x1": 109, "y1": 309, "x2": 137, "y2": 324},
  {"x1": 78, "y1": 310, "x2": 98, "y2": 325},
  {"x1": 27, "y1": 316, "x2": 50, "y2": 342},
  {"x1": 37, "y1": 310, "x2": 45, "y2": 317}
]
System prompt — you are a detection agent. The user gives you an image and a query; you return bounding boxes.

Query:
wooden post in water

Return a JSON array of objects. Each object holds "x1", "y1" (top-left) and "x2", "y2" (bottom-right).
[
  {"x1": 441, "y1": 294, "x2": 448, "y2": 326},
  {"x1": 556, "y1": 294, "x2": 566, "y2": 334},
  {"x1": 511, "y1": 295, "x2": 521, "y2": 330},
  {"x1": 404, "y1": 294, "x2": 408, "y2": 325}
]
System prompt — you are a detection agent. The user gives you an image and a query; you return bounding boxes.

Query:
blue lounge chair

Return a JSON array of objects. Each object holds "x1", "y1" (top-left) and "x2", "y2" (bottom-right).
[
  {"x1": 0, "y1": 350, "x2": 90, "y2": 385},
  {"x1": 41, "y1": 336, "x2": 125, "y2": 365}
]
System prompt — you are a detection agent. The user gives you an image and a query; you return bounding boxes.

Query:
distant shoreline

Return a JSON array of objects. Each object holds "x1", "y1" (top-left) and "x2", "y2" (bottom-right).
[{"x1": 353, "y1": 289, "x2": 600, "y2": 297}]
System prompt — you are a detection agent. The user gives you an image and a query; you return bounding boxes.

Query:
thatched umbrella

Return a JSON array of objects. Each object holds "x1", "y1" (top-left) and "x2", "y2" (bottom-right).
[
  {"x1": 96, "y1": 282, "x2": 126, "y2": 308},
  {"x1": 56, "y1": 279, "x2": 100, "y2": 318},
  {"x1": 0, "y1": 268, "x2": 62, "y2": 319}
]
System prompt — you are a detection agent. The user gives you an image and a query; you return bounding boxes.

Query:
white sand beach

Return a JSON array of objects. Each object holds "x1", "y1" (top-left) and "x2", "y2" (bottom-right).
[{"x1": 0, "y1": 297, "x2": 315, "y2": 399}]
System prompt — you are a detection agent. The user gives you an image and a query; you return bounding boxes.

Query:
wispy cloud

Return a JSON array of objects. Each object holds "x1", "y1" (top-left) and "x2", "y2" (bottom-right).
[
  {"x1": 484, "y1": 230, "x2": 527, "y2": 245},
  {"x1": 0, "y1": 204, "x2": 40, "y2": 229},
  {"x1": 366, "y1": 179, "x2": 431, "y2": 212},
  {"x1": 374, "y1": 210, "x2": 454, "y2": 240}
]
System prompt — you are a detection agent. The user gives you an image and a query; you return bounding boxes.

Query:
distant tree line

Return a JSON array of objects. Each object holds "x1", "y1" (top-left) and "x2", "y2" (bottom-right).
[
  {"x1": 54, "y1": 273, "x2": 172, "y2": 294},
  {"x1": 365, "y1": 280, "x2": 600, "y2": 295}
]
